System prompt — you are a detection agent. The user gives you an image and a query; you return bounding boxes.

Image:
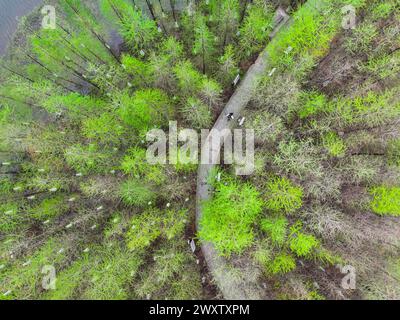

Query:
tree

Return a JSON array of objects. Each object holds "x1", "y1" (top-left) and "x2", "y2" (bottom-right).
[
  {"x1": 218, "y1": 45, "x2": 239, "y2": 86},
  {"x1": 238, "y1": 1, "x2": 274, "y2": 57},
  {"x1": 193, "y1": 15, "x2": 216, "y2": 74},
  {"x1": 116, "y1": 89, "x2": 173, "y2": 133}
]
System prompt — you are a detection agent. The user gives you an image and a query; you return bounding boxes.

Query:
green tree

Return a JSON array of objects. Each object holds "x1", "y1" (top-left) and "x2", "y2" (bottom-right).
[
  {"x1": 193, "y1": 15, "x2": 216, "y2": 74},
  {"x1": 265, "y1": 177, "x2": 303, "y2": 214},
  {"x1": 116, "y1": 89, "x2": 173, "y2": 132}
]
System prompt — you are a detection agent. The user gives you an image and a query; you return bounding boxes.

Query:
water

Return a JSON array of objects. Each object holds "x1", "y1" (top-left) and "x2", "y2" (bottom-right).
[{"x1": 0, "y1": 0, "x2": 43, "y2": 55}]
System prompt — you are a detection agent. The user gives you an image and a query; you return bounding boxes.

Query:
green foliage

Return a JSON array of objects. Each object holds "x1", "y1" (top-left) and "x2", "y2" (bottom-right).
[
  {"x1": 265, "y1": 177, "x2": 303, "y2": 214},
  {"x1": 199, "y1": 180, "x2": 263, "y2": 256},
  {"x1": 296, "y1": 91, "x2": 330, "y2": 119},
  {"x1": 0, "y1": 104, "x2": 12, "y2": 124},
  {"x1": 273, "y1": 139, "x2": 323, "y2": 179},
  {"x1": 42, "y1": 93, "x2": 107, "y2": 119},
  {"x1": 239, "y1": 1, "x2": 274, "y2": 57},
  {"x1": 83, "y1": 244, "x2": 143, "y2": 300},
  {"x1": 218, "y1": 45, "x2": 239, "y2": 86},
  {"x1": 387, "y1": 139, "x2": 400, "y2": 167},
  {"x1": 101, "y1": 0, "x2": 158, "y2": 52},
  {"x1": 371, "y1": 1, "x2": 395, "y2": 20},
  {"x1": 0, "y1": 203, "x2": 23, "y2": 233},
  {"x1": 370, "y1": 186, "x2": 400, "y2": 216},
  {"x1": 268, "y1": 253, "x2": 296, "y2": 274},
  {"x1": 193, "y1": 15, "x2": 216, "y2": 73},
  {"x1": 323, "y1": 132, "x2": 346, "y2": 157},
  {"x1": 125, "y1": 207, "x2": 188, "y2": 250},
  {"x1": 65, "y1": 144, "x2": 112, "y2": 175},
  {"x1": 289, "y1": 222, "x2": 320, "y2": 257},
  {"x1": 117, "y1": 89, "x2": 172, "y2": 133},
  {"x1": 267, "y1": 0, "x2": 337, "y2": 68},
  {"x1": 82, "y1": 113, "x2": 125, "y2": 145},
  {"x1": 174, "y1": 60, "x2": 203, "y2": 97},
  {"x1": 180, "y1": 97, "x2": 213, "y2": 129},
  {"x1": 121, "y1": 147, "x2": 166, "y2": 185},
  {"x1": 334, "y1": 90, "x2": 399, "y2": 127},
  {"x1": 247, "y1": 111, "x2": 284, "y2": 145},
  {"x1": 121, "y1": 54, "x2": 152, "y2": 86},
  {"x1": 345, "y1": 23, "x2": 378, "y2": 55},
  {"x1": 135, "y1": 244, "x2": 202, "y2": 300},
  {"x1": 30, "y1": 196, "x2": 68, "y2": 221},
  {"x1": 0, "y1": 238, "x2": 69, "y2": 299},
  {"x1": 252, "y1": 240, "x2": 272, "y2": 270},
  {"x1": 261, "y1": 216, "x2": 288, "y2": 246},
  {"x1": 161, "y1": 37, "x2": 184, "y2": 64},
  {"x1": 119, "y1": 178, "x2": 156, "y2": 207},
  {"x1": 200, "y1": 78, "x2": 222, "y2": 108}
]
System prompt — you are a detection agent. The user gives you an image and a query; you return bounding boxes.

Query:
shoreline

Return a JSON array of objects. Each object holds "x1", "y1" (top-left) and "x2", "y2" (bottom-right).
[{"x1": 0, "y1": 0, "x2": 43, "y2": 56}]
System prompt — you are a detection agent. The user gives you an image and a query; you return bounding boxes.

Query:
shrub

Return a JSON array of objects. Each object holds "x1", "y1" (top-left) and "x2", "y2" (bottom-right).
[
  {"x1": 121, "y1": 147, "x2": 166, "y2": 185},
  {"x1": 0, "y1": 203, "x2": 22, "y2": 233},
  {"x1": 344, "y1": 23, "x2": 378, "y2": 55},
  {"x1": 388, "y1": 139, "x2": 400, "y2": 167},
  {"x1": 30, "y1": 196, "x2": 67, "y2": 221},
  {"x1": 267, "y1": 0, "x2": 336, "y2": 68},
  {"x1": 118, "y1": 7, "x2": 158, "y2": 51},
  {"x1": 199, "y1": 78, "x2": 222, "y2": 109},
  {"x1": 121, "y1": 54, "x2": 152, "y2": 86},
  {"x1": 253, "y1": 242, "x2": 273, "y2": 269},
  {"x1": 161, "y1": 209, "x2": 188, "y2": 240},
  {"x1": 268, "y1": 253, "x2": 296, "y2": 275},
  {"x1": 273, "y1": 139, "x2": 323, "y2": 179},
  {"x1": 261, "y1": 216, "x2": 288, "y2": 246},
  {"x1": 125, "y1": 207, "x2": 187, "y2": 251},
  {"x1": 370, "y1": 186, "x2": 400, "y2": 216},
  {"x1": 289, "y1": 222, "x2": 320, "y2": 257},
  {"x1": 180, "y1": 97, "x2": 213, "y2": 130},
  {"x1": 0, "y1": 238, "x2": 69, "y2": 299},
  {"x1": 239, "y1": 1, "x2": 274, "y2": 57},
  {"x1": 82, "y1": 113, "x2": 125, "y2": 145},
  {"x1": 265, "y1": 177, "x2": 303, "y2": 214},
  {"x1": 296, "y1": 91, "x2": 329, "y2": 119},
  {"x1": 218, "y1": 45, "x2": 239, "y2": 86},
  {"x1": 323, "y1": 132, "x2": 346, "y2": 157},
  {"x1": 65, "y1": 144, "x2": 111, "y2": 175},
  {"x1": 83, "y1": 245, "x2": 143, "y2": 300},
  {"x1": 126, "y1": 209, "x2": 162, "y2": 250},
  {"x1": 246, "y1": 111, "x2": 284, "y2": 146},
  {"x1": 135, "y1": 244, "x2": 201, "y2": 299},
  {"x1": 199, "y1": 181, "x2": 263, "y2": 256},
  {"x1": 119, "y1": 179, "x2": 156, "y2": 207},
  {"x1": 372, "y1": 2, "x2": 394, "y2": 20},
  {"x1": 173, "y1": 61, "x2": 203, "y2": 97},
  {"x1": 117, "y1": 89, "x2": 172, "y2": 133}
]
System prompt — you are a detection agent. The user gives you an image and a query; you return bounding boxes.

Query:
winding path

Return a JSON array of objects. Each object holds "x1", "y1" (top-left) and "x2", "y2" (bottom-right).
[{"x1": 195, "y1": 14, "x2": 290, "y2": 300}]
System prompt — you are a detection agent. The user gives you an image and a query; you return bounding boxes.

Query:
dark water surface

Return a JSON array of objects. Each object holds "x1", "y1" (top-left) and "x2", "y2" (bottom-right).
[{"x1": 0, "y1": 0, "x2": 43, "y2": 55}]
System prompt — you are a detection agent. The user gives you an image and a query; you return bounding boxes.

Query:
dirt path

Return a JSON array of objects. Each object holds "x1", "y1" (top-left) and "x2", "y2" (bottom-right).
[{"x1": 195, "y1": 16, "x2": 290, "y2": 300}]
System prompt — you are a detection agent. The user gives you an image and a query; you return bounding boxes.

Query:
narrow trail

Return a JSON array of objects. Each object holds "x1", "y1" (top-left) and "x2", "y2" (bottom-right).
[{"x1": 195, "y1": 14, "x2": 290, "y2": 300}]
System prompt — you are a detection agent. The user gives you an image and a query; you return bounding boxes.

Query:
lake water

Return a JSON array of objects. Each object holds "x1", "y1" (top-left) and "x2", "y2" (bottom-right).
[
  {"x1": 0, "y1": 0, "x2": 190, "y2": 55},
  {"x1": 0, "y1": 0, "x2": 43, "y2": 55}
]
